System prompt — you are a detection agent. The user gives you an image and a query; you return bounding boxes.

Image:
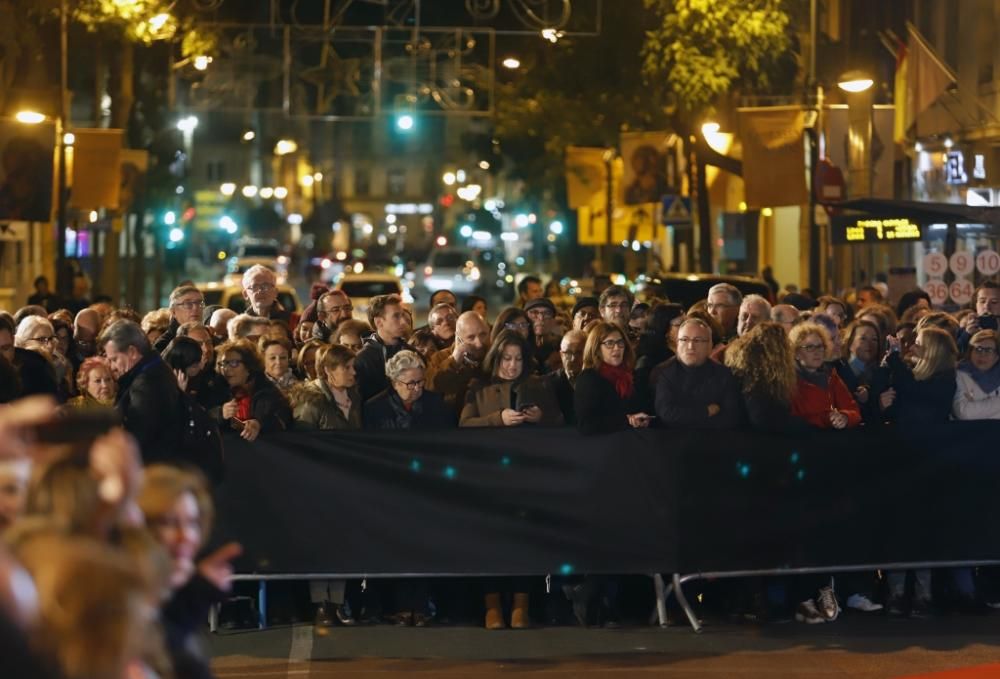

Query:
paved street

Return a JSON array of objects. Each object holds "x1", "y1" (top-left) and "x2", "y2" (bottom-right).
[{"x1": 209, "y1": 615, "x2": 1000, "y2": 678}]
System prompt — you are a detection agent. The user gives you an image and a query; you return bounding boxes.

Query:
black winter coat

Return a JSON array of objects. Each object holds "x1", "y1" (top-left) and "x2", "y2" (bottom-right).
[
  {"x1": 212, "y1": 374, "x2": 293, "y2": 435},
  {"x1": 115, "y1": 352, "x2": 182, "y2": 463},
  {"x1": 354, "y1": 334, "x2": 414, "y2": 402},
  {"x1": 162, "y1": 574, "x2": 225, "y2": 679},
  {"x1": 654, "y1": 358, "x2": 743, "y2": 429},
  {"x1": 573, "y1": 368, "x2": 641, "y2": 435},
  {"x1": 363, "y1": 388, "x2": 452, "y2": 430},
  {"x1": 13, "y1": 347, "x2": 59, "y2": 399},
  {"x1": 882, "y1": 352, "x2": 956, "y2": 429}
]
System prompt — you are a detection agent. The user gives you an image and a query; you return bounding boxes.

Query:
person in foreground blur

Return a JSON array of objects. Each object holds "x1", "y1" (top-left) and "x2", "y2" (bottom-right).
[{"x1": 574, "y1": 322, "x2": 652, "y2": 435}]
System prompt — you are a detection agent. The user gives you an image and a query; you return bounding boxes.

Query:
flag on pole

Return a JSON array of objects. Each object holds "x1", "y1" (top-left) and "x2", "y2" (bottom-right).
[
  {"x1": 893, "y1": 37, "x2": 908, "y2": 143},
  {"x1": 896, "y1": 22, "x2": 956, "y2": 142},
  {"x1": 738, "y1": 107, "x2": 809, "y2": 209}
]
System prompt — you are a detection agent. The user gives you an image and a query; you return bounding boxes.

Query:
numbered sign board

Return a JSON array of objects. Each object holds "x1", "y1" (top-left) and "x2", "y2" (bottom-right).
[
  {"x1": 923, "y1": 279, "x2": 949, "y2": 306},
  {"x1": 950, "y1": 279, "x2": 974, "y2": 305},
  {"x1": 923, "y1": 253, "x2": 948, "y2": 278},
  {"x1": 950, "y1": 251, "x2": 975, "y2": 277},
  {"x1": 977, "y1": 250, "x2": 1000, "y2": 276}
]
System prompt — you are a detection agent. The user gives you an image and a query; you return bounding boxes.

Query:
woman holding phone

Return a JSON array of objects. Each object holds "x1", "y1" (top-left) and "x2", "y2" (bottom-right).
[
  {"x1": 213, "y1": 339, "x2": 293, "y2": 441},
  {"x1": 459, "y1": 330, "x2": 562, "y2": 428},
  {"x1": 573, "y1": 321, "x2": 653, "y2": 435}
]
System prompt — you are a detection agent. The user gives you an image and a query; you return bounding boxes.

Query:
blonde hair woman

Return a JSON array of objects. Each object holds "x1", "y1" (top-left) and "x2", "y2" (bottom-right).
[
  {"x1": 880, "y1": 325, "x2": 957, "y2": 427},
  {"x1": 954, "y1": 329, "x2": 1000, "y2": 419}
]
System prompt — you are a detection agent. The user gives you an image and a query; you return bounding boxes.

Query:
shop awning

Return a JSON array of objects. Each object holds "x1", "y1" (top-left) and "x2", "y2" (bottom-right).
[{"x1": 829, "y1": 199, "x2": 1000, "y2": 225}]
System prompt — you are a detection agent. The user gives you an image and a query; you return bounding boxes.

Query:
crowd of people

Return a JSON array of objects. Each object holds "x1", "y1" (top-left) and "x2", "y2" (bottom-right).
[{"x1": 2, "y1": 263, "x2": 1000, "y2": 677}]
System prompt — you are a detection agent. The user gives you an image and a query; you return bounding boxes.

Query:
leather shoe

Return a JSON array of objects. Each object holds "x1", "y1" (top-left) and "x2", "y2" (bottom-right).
[{"x1": 314, "y1": 601, "x2": 335, "y2": 628}]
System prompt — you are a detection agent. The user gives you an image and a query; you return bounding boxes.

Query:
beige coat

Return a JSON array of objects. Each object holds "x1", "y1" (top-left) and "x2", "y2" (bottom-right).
[{"x1": 459, "y1": 376, "x2": 564, "y2": 427}]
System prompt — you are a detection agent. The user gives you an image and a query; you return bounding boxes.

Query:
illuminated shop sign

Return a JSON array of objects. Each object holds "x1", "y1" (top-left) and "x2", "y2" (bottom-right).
[{"x1": 831, "y1": 217, "x2": 924, "y2": 244}]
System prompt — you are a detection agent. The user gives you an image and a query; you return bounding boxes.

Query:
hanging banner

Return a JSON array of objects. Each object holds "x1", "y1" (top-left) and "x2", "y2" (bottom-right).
[
  {"x1": 565, "y1": 146, "x2": 608, "y2": 209},
  {"x1": 0, "y1": 120, "x2": 55, "y2": 222},
  {"x1": 70, "y1": 129, "x2": 123, "y2": 210},
  {"x1": 824, "y1": 105, "x2": 896, "y2": 199},
  {"x1": 738, "y1": 107, "x2": 809, "y2": 209},
  {"x1": 611, "y1": 204, "x2": 657, "y2": 244},
  {"x1": 619, "y1": 131, "x2": 681, "y2": 205}
]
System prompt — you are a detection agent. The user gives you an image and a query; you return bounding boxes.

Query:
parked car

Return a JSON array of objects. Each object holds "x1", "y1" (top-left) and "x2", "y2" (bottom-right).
[
  {"x1": 334, "y1": 272, "x2": 410, "y2": 322},
  {"x1": 638, "y1": 273, "x2": 773, "y2": 309},
  {"x1": 224, "y1": 238, "x2": 288, "y2": 286},
  {"x1": 421, "y1": 248, "x2": 481, "y2": 296}
]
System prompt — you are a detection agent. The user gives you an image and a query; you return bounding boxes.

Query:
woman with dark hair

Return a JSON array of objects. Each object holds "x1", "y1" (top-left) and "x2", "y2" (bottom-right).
[
  {"x1": 896, "y1": 289, "x2": 932, "y2": 321},
  {"x1": 460, "y1": 329, "x2": 561, "y2": 428},
  {"x1": 259, "y1": 336, "x2": 299, "y2": 391},
  {"x1": 213, "y1": 339, "x2": 292, "y2": 441},
  {"x1": 162, "y1": 336, "x2": 204, "y2": 393},
  {"x1": 295, "y1": 338, "x2": 327, "y2": 381},
  {"x1": 491, "y1": 307, "x2": 534, "y2": 346},
  {"x1": 295, "y1": 344, "x2": 362, "y2": 430},
  {"x1": 461, "y1": 294, "x2": 488, "y2": 320},
  {"x1": 574, "y1": 321, "x2": 653, "y2": 435},
  {"x1": 832, "y1": 319, "x2": 886, "y2": 423}
]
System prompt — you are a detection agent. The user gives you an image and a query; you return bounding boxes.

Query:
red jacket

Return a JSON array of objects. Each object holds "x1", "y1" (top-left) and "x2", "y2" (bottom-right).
[{"x1": 791, "y1": 370, "x2": 862, "y2": 429}]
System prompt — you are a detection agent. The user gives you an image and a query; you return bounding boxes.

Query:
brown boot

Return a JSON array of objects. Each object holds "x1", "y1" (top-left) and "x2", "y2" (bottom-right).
[
  {"x1": 511, "y1": 592, "x2": 530, "y2": 629},
  {"x1": 484, "y1": 593, "x2": 505, "y2": 630}
]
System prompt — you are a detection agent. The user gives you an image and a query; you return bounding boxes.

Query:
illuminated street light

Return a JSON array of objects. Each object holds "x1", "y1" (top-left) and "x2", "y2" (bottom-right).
[
  {"x1": 442, "y1": 172, "x2": 456, "y2": 186},
  {"x1": 313, "y1": 172, "x2": 323, "y2": 181},
  {"x1": 479, "y1": 160, "x2": 490, "y2": 170},
  {"x1": 456, "y1": 169, "x2": 467, "y2": 183},
  {"x1": 273, "y1": 187, "x2": 288, "y2": 199},
  {"x1": 944, "y1": 137, "x2": 954, "y2": 149},
  {"x1": 193, "y1": 55, "x2": 213, "y2": 71},
  {"x1": 396, "y1": 114, "x2": 415, "y2": 131},
  {"x1": 701, "y1": 121, "x2": 720, "y2": 136},
  {"x1": 274, "y1": 139, "x2": 298, "y2": 155},
  {"x1": 241, "y1": 185, "x2": 258, "y2": 198},
  {"x1": 242, "y1": 130, "x2": 256, "y2": 142},
  {"x1": 541, "y1": 28, "x2": 564, "y2": 43},
  {"x1": 220, "y1": 182, "x2": 236, "y2": 196},
  {"x1": 837, "y1": 70, "x2": 874, "y2": 93},
  {"x1": 62, "y1": 132, "x2": 75, "y2": 146},
  {"x1": 164, "y1": 211, "x2": 176, "y2": 225},
  {"x1": 299, "y1": 174, "x2": 315, "y2": 188},
  {"x1": 549, "y1": 220, "x2": 564, "y2": 235},
  {"x1": 15, "y1": 111, "x2": 45, "y2": 124},
  {"x1": 169, "y1": 227, "x2": 184, "y2": 243},
  {"x1": 259, "y1": 187, "x2": 274, "y2": 199},
  {"x1": 148, "y1": 13, "x2": 171, "y2": 32},
  {"x1": 502, "y1": 57, "x2": 521, "y2": 69},
  {"x1": 176, "y1": 115, "x2": 198, "y2": 133}
]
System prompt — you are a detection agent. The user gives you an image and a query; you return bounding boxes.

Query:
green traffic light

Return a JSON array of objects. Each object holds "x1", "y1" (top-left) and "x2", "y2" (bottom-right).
[{"x1": 396, "y1": 114, "x2": 415, "y2": 131}]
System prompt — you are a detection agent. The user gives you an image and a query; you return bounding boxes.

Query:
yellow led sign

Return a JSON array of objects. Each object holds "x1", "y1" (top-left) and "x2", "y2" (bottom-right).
[{"x1": 833, "y1": 217, "x2": 923, "y2": 244}]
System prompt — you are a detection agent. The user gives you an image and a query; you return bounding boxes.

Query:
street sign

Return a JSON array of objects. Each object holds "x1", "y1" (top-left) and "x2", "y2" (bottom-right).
[
  {"x1": 661, "y1": 195, "x2": 692, "y2": 225},
  {"x1": 923, "y1": 252, "x2": 948, "y2": 278},
  {"x1": 923, "y1": 279, "x2": 948, "y2": 306},
  {"x1": 977, "y1": 249, "x2": 1000, "y2": 276},
  {"x1": 950, "y1": 279, "x2": 974, "y2": 305},
  {"x1": 949, "y1": 251, "x2": 975, "y2": 277}
]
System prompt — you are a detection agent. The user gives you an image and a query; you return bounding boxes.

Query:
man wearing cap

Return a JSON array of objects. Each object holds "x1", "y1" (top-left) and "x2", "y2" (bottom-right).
[
  {"x1": 525, "y1": 297, "x2": 562, "y2": 374},
  {"x1": 572, "y1": 297, "x2": 600, "y2": 332}
]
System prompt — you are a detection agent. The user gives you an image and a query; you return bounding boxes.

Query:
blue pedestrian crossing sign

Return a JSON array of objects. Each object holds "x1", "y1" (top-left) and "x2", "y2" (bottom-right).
[{"x1": 661, "y1": 195, "x2": 692, "y2": 225}]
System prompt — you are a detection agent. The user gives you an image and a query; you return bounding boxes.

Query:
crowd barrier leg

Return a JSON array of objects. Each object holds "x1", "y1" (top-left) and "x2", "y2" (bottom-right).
[
  {"x1": 672, "y1": 573, "x2": 701, "y2": 633},
  {"x1": 258, "y1": 580, "x2": 268, "y2": 630},
  {"x1": 652, "y1": 574, "x2": 673, "y2": 627},
  {"x1": 209, "y1": 603, "x2": 220, "y2": 633}
]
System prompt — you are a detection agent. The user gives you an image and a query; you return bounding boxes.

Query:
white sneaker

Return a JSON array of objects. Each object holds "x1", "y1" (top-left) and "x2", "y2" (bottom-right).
[
  {"x1": 815, "y1": 586, "x2": 841, "y2": 622},
  {"x1": 846, "y1": 594, "x2": 883, "y2": 612}
]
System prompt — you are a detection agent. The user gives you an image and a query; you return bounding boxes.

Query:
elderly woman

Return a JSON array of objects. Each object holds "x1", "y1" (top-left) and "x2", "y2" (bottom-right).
[
  {"x1": 460, "y1": 330, "x2": 562, "y2": 428},
  {"x1": 363, "y1": 350, "x2": 450, "y2": 430},
  {"x1": 953, "y1": 329, "x2": 1000, "y2": 419},
  {"x1": 141, "y1": 308, "x2": 171, "y2": 346},
  {"x1": 574, "y1": 321, "x2": 652, "y2": 435},
  {"x1": 67, "y1": 356, "x2": 116, "y2": 408},
  {"x1": 832, "y1": 319, "x2": 887, "y2": 424},
  {"x1": 139, "y1": 465, "x2": 239, "y2": 679},
  {"x1": 789, "y1": 322, "x2": 861, "y2": 430},
  {"x1": 295, "y1": 344, "x2": 362, "y2": 429},
  {"x1": 259, "y1": 337, "x2": 300, "y2": 391},
  {"x1": 13, "y1": 315, "x2": 60, "y2": 398},
  {"x1": 213, "y1": 339, "x2": 293, "y2": 441}
]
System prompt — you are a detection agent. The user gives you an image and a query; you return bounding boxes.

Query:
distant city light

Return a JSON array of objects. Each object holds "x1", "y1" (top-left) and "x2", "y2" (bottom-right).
[
  {"x1": 241, "y1": 185, "x2": 258, "y2": 198},
  {"x1": 273, "y1": 187, "x2": 288, "y2": 199},
  {"x1": 62, "y1": 132, "x2": 75, "y2": 146},
  {"x1": 701, "y1": 121, "x2": 720, "y2": 136},
  {"x1": 15, "y1": 110, "x2": 45, "y2": 124},
  {"x1": 220, "y1": 182, "x2": 236, "y2": 196},
  {"x1": 259, "y1": 187, "x2": 274, "y2": 199},
  {"x1": 436, "y1": 235, "x2": 448, "y2": 246},
  {"x1": 460, "y1": 225, "x2": 473, "y2": 238},
  {"x1": 164, "y1": 211, "x2": 176, "y2": 226},
  {"x1": 456, "y1": 170, "x2": 467, "y2": 183},
  {"x1": 396, "y1": 114, "x2": 415, "y2": 131},
  {"x1": 169, "y1": 227, "x2": 184, "y2": 243},
  {"x1": 300, "y1": 174, "x2": 315, "y2": 188},
  {"x1": 219, "y1": 216, "x2": 238, "y2": 234},
  {"x1": 287, "y1": 213, "x2": 303, "y2": 225},
  {"x1": 515, "y1": 214, "x2": 529, "y2": 228},
  {"x1": 274, "y1": 139, "x2": 298, "y2": 155},
  {"x1": 193, "y1": 55, "x2": 213, "y2": 71},
  {"x1": 386, "y1": 214, "x2": 397, "y2": 224},
  {"x1": 479, "y1": 160, "x2": 490, "y2": 170},
  {"x1": 502, "y1": 57, "x2": 521, "y2": 69},
  {"x1": 472, "y1": 230, "x2": 491, "y2": 241},
  {"x1": 242, "y1": 130, "x2": 256, "y2": 141},
  {"x1": 541, "y1": 28, "x2": 564, "y2": 43},
  {"x1": 549, "y1": 221, "x2": 563, "y2": 235},
  {"x1": 500, "y1": 232, "x2": 518, "y2": 242},
  {"x1": 442, "y1": 172, "x2": 456, "y2": 186}
]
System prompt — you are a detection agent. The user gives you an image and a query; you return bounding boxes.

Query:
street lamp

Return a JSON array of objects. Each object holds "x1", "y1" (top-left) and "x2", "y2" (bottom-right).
[
  {"x1": 176, "y1": 115, "x2": 198, "y2": 133},
  {"x1": 502, "y1": 57, "x2": 521, "y2": 69},
  {"x1": 837, "y1": 70, "x2": 874, "y2": 93},
  {"x1": 15, "y1": 110, "x2": 45, "y2": 124},
  {"x1": 274, "y1": 139, "x2": 297, "y2": 155}
]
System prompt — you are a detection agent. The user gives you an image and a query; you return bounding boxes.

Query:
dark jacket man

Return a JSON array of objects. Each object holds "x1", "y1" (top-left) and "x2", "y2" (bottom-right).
[{"x1": 654, "y1": 357, "x2": 742, "y2": 429}]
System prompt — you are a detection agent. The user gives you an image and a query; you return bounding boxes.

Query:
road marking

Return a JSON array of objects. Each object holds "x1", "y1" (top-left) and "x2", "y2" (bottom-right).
[{"x1": 287, "y1": 624, "x2": 314, "y2": 678}]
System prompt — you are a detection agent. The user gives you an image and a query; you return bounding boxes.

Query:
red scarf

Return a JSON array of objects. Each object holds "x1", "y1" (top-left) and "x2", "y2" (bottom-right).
[
  {"x1": 232, "y1": 387, "x2": 252, "y2": 421},
  {"x1": 598, "y1": 363, "x2": 634, "y2": 399}
]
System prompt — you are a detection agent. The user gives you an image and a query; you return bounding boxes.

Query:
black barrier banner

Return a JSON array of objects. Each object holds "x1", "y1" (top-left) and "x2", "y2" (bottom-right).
[{"x1": 212, "y1": 423, "x2": 1000, "y2": 577}]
